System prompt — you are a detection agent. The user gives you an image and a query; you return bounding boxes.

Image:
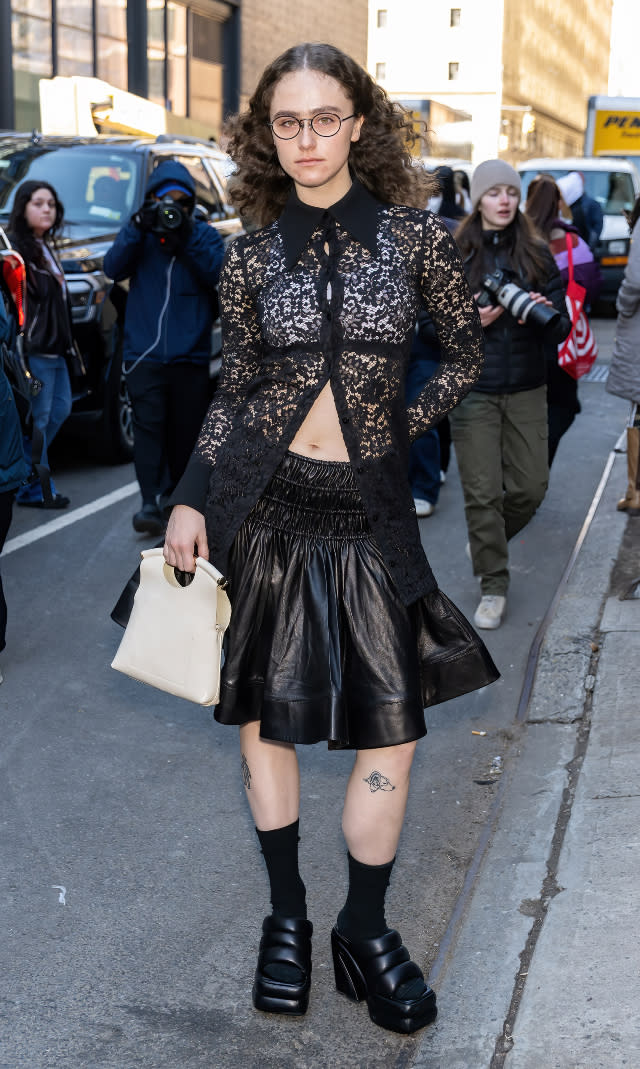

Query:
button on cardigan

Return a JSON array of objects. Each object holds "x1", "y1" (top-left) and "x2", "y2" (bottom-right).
[{"x1": 174, "y1": 179, "x2": 484, "y2": 605}]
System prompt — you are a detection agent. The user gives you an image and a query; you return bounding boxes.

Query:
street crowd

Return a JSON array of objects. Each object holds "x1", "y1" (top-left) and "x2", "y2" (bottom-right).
[{"x1": 2, "y1": 40, "x2": 640, "y2": 1038}]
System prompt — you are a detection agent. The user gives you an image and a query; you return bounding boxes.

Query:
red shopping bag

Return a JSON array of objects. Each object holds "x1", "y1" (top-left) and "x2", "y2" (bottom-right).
[{"x1": 557, "y1": 234, "x2": 598, "y2": 380}]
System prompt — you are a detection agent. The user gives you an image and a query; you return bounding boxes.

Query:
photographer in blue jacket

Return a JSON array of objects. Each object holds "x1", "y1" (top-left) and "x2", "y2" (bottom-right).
[{"x1": 104, "y1": 160, "x2": 225, "y2": 535}]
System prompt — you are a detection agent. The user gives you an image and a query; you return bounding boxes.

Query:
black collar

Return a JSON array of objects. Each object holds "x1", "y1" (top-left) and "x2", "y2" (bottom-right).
[{"x1": 279, "y1": 178, "x2": 380, "y2": 269}]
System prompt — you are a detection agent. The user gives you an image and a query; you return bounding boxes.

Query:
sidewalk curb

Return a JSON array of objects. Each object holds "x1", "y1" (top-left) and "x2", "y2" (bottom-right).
[{"x1": 412, "y1": 451, "x2": 630, "y2": 1068}]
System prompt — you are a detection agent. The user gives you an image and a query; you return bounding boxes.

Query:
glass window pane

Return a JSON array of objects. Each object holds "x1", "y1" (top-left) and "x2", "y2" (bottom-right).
[
  {"x1": 11, "y1": 13, "x2": 52, "y2": 75},
  {"x1": 96, "y1": 36, "x2": 128, "y2": 91},
  {"x1": 56, "y1": 0, "x2": 92, "y2": 30},
  {"x1": 0, "y1": 144, "x2": 141, "y2": 227},
  {"x1": 167, "y1": 2, "x2": 186, "y2": 115},
  {"x1": 148, "y1": 0, "x2": 166, "y2": 105},
  {"x1": 57, "y1": 25, "x2": 93, "y2": 76},
  {"x1": 172, "y1": 155, "x2": 221, "y2": 213},
  {"x1": 11, "y1": 0, "x2": 51, "y2": 17},
  {"x1": 97, "y1": 0, "x2": 127, "y2": 39}
]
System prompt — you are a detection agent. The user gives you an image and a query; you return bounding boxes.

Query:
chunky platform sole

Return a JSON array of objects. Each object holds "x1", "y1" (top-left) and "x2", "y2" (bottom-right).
[
  {"x1": 331, "y1": 926, "x2": 437, "y2": 1034},
  {"x1": 252, "y1": 915, "x2": 312, "y2": 1017}
]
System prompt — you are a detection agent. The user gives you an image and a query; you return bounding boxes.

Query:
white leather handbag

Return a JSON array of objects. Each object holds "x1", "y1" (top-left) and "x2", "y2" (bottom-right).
[{"x1": 111, "y1": 548, "x2": 232, "y2": 706}]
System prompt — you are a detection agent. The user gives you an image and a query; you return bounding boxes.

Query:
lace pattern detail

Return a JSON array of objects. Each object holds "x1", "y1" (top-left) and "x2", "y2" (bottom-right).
[{"x1": 193, "y1": 204, "x2": 483, "y2": 604}]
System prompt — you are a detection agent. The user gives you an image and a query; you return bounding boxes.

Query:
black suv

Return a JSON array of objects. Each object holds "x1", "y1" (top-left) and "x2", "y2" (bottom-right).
[{"x1": 0, "y1": 133, "x2": 243, "y2": 461}]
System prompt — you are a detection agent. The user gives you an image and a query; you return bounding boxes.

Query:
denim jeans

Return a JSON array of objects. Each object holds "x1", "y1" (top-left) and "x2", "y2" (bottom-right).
[
  {"x1": 406, "y1": 353, "x2": 441, "y2": 505},
  {"x1": 16, "y1": 355, "x2": 72, "y2": 502}
]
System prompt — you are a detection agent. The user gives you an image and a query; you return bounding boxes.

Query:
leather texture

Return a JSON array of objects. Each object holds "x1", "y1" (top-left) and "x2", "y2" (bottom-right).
[
  {"x1": 111, "y1": 548, "x2": 231, "y2": 705},
  {"x1": 214, "y1": 451, "x2": 499, "y2": 749},
  {"x1": 331, "y1": 926, "x2": 437, "y2": 1034},
  {"x1": 252, "y1": 915, "x2": 313, "y2": 1016}
]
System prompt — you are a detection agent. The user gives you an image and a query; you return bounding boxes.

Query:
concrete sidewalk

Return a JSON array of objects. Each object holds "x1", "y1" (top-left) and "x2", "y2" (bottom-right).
[{"x1": 413, "y1": 448, "x2": 640, "y2": 1068}]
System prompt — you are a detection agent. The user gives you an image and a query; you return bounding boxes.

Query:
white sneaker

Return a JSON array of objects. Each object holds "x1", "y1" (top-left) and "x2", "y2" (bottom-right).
[
  {"x1": 474, "y1": 595, "x2": 506, "y2": 630},
  {"x1": 414, "y1": 498, "x2": 435, "y2": 518}
]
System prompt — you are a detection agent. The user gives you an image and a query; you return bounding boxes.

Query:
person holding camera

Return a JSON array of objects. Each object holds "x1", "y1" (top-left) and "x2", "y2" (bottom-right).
[
  {"x1": 104, "y1": 160, "x2": 225, "y2": 535},
  {"x1": 451, "y1": 160, "x2": 570, "y2": 630}
]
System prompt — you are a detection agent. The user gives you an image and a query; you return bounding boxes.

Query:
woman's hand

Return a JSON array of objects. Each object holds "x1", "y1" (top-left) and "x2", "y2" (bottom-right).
[
  {"x1": 164, "y1": 505, "x2": 209, "y2": 573},
  {"x1": 474, "y1": 293, "x2": 504, "y2": 329}
]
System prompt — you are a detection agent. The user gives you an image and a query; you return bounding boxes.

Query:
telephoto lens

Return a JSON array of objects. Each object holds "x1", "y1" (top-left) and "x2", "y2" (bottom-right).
[{"x1": 482, "y1": 272, "x2": 560, "y2": 330}]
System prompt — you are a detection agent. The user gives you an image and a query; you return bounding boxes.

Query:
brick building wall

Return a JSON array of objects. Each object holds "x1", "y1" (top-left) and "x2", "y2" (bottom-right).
[{"x1": 239, "y1": 0, "x2": 369, "y2": 107}]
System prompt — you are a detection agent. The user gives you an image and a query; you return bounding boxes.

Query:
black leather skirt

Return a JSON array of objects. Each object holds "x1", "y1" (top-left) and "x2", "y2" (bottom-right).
[{"x1": 216, "y1": 451, "x2": 499, "y2": 749}]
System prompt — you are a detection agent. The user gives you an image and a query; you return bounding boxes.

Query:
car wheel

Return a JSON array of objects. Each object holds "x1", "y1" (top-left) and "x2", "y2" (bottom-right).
[{"x1": 97, "y1": 342, "x2": 134, "y2": 462}]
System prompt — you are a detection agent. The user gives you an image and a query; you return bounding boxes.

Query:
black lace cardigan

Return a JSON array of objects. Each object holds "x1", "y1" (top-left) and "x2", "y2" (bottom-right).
[{"x1": 174, "y1": 179, "x2": 484, "y2": 604}]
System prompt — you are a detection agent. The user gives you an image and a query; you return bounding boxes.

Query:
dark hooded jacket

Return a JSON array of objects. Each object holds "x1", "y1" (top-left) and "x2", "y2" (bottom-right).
[{"x1": 103, "y1": 160, "x2": 225, "y2": 365}]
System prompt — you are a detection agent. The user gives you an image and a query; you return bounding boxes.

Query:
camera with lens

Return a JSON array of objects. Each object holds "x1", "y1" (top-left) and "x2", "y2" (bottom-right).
[
  {"x1": 150, "y1": 196, "x2": 187, "y2": 234},
  {"x1": 477, "y1": 268, "x2": 560, "y2": 331}
]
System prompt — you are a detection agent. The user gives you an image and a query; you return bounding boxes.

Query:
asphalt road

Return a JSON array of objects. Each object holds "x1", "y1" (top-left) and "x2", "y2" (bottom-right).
[{"x1": 0, "y1": 317, "x2": 629, "y2": 1069}]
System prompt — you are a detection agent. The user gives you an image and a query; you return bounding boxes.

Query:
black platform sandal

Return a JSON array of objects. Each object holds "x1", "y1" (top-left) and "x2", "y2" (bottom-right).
[
  {"x1": 331, "y1": 926, "x2": 437, "y2": 1034},
  {"x1": 252, "y1": 915, "x2": 313, "y2": 1016}
]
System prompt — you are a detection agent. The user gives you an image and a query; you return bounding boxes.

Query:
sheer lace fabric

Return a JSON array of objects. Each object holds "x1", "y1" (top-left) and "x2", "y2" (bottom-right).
[{"x1": 191, "y1": 201, "x2": 484, "y2": 604}]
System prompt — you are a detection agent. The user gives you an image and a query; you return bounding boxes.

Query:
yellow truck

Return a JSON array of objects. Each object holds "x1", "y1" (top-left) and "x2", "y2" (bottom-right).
[{"x1": 585, "y1": 95, "x2": 640, "y2": 160}]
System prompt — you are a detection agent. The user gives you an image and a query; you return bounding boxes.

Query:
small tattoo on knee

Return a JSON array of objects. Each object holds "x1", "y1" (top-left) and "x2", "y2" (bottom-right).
[
  {"x1": 241, "y1": 753, "x2": 251, "y2": 790},
  {"x1": 363, "y1": 770, "x2": 395, "y2": 793}
]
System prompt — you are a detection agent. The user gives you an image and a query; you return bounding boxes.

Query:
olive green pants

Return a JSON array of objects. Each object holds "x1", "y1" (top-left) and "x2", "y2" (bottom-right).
[{"x1": 449, "y1": 387, "x2": 549, "y2": 596}]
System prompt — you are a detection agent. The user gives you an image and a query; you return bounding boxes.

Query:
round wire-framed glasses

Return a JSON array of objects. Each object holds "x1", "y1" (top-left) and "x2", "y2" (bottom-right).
[{"x1": 267, "y1": 113, "x2": 356, "y2": 140}]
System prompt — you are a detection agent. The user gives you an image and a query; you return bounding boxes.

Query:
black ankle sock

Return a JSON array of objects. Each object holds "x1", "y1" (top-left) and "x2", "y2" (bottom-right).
[
  {"x1": 256, "y1": 820, "x2": 307, "y2": 920},
  {"x1": 338, "y1": 852, "x2": 425, "y2": 1001},
  {"x1": 256, "y1": 821, "x2": 307, "y2": 984},
  {"x1": 337, "y1": 852, "x2": 394, "y2": 941}
]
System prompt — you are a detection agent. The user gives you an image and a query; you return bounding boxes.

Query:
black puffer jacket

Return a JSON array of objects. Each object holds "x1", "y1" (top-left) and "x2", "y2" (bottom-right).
[
  {"x1": 466, "y1": 228, "x2": 570, "y2": 394},
  {"x1": 8, "y1": 235, "x2": 74, "y2": 357}
]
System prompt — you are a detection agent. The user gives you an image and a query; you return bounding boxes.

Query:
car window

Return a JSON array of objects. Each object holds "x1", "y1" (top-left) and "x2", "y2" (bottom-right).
[
  {"x1": 166, "y1": 154, "x2": 224, "y2": 215},
  {"x1": 0, "y1": 145, "x2": 140, "y2": 227},
  {"x1": 519, "y1": 168, "x2": 636, "y2": 214}
]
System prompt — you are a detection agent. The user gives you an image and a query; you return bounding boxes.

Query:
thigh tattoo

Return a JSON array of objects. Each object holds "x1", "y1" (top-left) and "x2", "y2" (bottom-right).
[
  {"x1": 363, "y1": 770, "x2": 395, "y2": 793},
  {"x1": 241, "y1": 752, "x2": 251, "y2": 790}
]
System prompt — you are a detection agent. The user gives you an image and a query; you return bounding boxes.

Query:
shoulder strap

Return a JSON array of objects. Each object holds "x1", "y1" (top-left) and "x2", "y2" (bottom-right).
[{"x1": 565, "y1": 232, "x2": 574, "y2": 283}]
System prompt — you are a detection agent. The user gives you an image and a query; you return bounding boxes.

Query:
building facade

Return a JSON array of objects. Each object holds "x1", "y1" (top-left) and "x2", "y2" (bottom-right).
[
  {"x1": 0, "y1": 0, "x2": 368, "y2": 137},
  {"x1": 368, "y1": 0, "x2": 614, "y2": 164}
]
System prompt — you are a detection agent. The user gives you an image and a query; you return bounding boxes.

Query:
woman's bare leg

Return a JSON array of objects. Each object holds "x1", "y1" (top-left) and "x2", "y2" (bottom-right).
[
  {"x1": 238, "y1": 720, "x2": 300, "y2": 830},
  {"x1": 342, "y1": 740, "x2": 417, "y2": 863}
]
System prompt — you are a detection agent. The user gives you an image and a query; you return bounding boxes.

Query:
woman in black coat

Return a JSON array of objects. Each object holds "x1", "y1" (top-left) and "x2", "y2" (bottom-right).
[
  {"x1": 8, "y1": 180, "x2": 75, "y2": 508},
  {"x1": 451, "y1": 160, "x2": 570, "y2": 631}
]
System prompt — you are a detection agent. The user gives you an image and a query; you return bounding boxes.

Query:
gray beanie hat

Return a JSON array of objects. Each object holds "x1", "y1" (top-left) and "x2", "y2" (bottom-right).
[{"x1": 470, "y1": 159, "x2": 521, "y2": 209}]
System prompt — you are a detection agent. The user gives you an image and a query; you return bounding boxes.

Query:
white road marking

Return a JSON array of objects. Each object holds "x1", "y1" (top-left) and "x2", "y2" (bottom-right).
[
  {"x1": 3, "y1": 481, "x2": 139, "y2": 557},
  {"x1": 52, "y1": 885, "x2": 67, "y2": 905}
]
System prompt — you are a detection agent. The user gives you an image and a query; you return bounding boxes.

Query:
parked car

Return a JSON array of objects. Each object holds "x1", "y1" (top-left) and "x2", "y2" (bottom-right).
[
  {"x1": 0, "y1": 133, "x2": 243, "y2": 461},
  {"x1": 517, "y1": 157, "x2": 640, "y2": 302}
]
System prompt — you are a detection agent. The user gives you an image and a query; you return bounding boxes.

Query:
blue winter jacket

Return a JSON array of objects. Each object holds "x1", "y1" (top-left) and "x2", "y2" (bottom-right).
[{"x1": 103, "y1": 160, "x2": 225, "y2": 365}]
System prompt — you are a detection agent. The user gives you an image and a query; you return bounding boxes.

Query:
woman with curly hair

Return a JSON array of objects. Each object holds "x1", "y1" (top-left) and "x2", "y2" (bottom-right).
[
  {"x1": 164, "y1": 42, "x2": 498, "y2": 1033},
  {"x1": 8, "y1": 180, "x2": 75, "y2": 508}
]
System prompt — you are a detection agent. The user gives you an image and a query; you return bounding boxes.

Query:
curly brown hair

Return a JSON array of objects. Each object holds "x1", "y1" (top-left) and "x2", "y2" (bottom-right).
[{"x1": 225, "y1": 43, "x2": 436, "y2": 226}]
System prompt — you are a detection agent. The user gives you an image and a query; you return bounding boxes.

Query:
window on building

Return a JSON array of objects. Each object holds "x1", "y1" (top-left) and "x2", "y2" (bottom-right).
[
  {"x1": 448, "y1": 61, "x2": 459, "y2": 80},
  {"x1": 377, "y1": 9, "x2": 387, "y2": 28},
  {"x1": 56, "y1": 0, "x2": 93, "y2": 76},
  {"x1": 11, "y1": 1, "x2": 53, "y2": 76},
  {"x1": 96, "y1": 0, "x2": 128, "y2": 91},
  {"x1": 190, "y1": 12, "x2": 224, "y2": 130},
  {"x1": 167, "y1": 2, "x2": 187, "y2": 116},
  {"x1": 450, "y1": 8, "x2": 461, "y2": 27},
  {"x1": 147, "y1": 0, "x2": 166, "y2": 105},
  {"x1": 376, "y1": 62, "x2": 386, "y2": 81}
]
